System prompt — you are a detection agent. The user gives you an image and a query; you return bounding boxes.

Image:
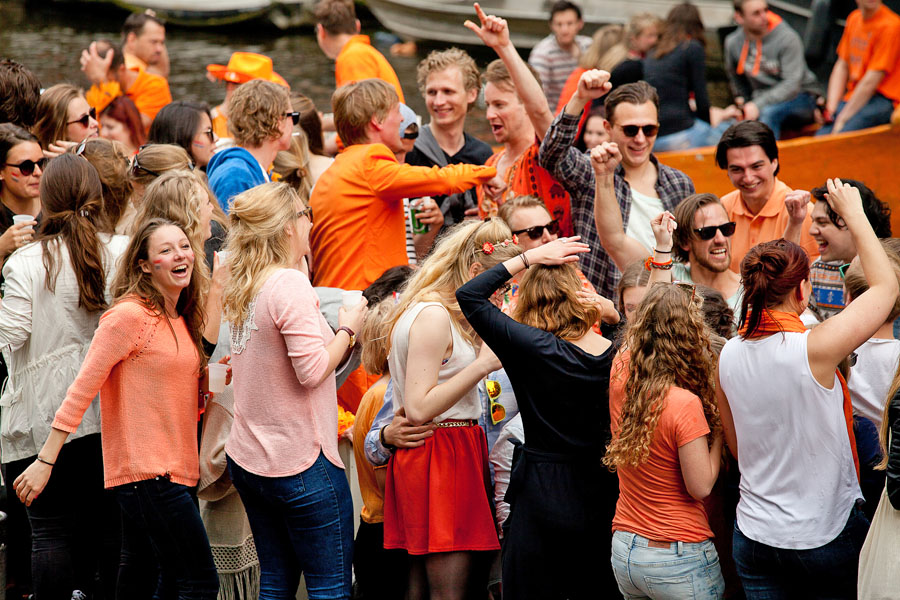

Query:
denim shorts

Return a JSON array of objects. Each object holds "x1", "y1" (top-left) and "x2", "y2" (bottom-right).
[{"x1": 611, "y1": 530, "x2": 725, "y2": 599}]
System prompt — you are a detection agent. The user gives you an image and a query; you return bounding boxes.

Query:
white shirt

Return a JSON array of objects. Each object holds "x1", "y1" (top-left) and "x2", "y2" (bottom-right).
[
  {"x1": 848, "y1": 337, "x2": 900, "y2": 427},
  {"x1": 625, "y1": 187, "x2": 665, "y2": 253},
  {"x1": 719, "y1": 331, "x2": 861, "y2": 549}
]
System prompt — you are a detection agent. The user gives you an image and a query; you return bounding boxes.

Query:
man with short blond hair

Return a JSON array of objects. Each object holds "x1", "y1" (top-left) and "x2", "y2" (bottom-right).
[{"x1": 406, "y1": 47, "x2": 493, "y2": 225}]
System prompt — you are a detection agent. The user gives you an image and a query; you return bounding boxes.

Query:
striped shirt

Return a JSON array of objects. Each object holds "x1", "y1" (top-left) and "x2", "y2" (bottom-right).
[{"x1": 528, "y1": 34, "x2": 592, "y2": 109}]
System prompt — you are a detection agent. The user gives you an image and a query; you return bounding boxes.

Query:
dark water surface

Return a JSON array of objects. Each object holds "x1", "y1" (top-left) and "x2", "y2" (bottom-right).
[{"x1": 0, "y1": 0, "x2": 498, "y2": 140}]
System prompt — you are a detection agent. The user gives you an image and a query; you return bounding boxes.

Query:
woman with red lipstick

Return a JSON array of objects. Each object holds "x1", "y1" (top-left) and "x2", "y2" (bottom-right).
[
  {"x1": 0, "y1": 124, "x2": 42, "y2": 262},
  {"x1": 14, "y1": 217, "x2": 220, "y2": 599}
]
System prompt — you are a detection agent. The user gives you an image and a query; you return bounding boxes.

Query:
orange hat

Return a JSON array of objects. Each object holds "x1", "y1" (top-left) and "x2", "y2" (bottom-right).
[{"x1": 206, "y1": 52, "x2": 289, "y2": 88}]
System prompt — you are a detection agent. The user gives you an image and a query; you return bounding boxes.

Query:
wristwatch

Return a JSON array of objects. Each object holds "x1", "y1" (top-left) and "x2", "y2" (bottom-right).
[{"x1": 337, "y1": 325, "x2": 356, "y2": 348}]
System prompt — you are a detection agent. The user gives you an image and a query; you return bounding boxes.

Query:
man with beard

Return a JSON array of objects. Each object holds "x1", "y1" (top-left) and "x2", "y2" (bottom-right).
[{"x1": 715, "y1": 120, "x2": 818, "y2": 271}]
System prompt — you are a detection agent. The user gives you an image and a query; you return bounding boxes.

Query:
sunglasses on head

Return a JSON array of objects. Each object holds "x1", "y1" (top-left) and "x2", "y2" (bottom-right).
[
  {"x1": 285, "y1": 112, "x2": 300, "y2": 126},
  {"x1": 618, "y1": 123, "x2": 659, "y2": 138},
  {"x1": 4, "y1": 157, "x2": 49, "y2": 176},
  {"x1": 297, "y1": 206, "x2": 314, "y2": 221},
  {"x1": 485, "y1": 379, "x2": 506, "y2": 425},
  {"x1": 693, "y1": 221, "x2": 736, "y2": 240},
  {"x1": 511, "y1": 219, "x2": 560, "y2": 241},
  {"x1": 838, "y1": 262, "x2": 852, "y2": 279},
  {"x1": 131, "y1": 151, "x2": 161, "y2": 178},
  {"x1": 67, "y1": 107, "x2": 97, "y2": 128},
  {"x1": 673, "y1": 280, "x2": 699, "y2": 303}
]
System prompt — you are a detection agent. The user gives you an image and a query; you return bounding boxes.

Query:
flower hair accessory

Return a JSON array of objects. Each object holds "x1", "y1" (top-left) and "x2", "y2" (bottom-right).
[{"x1": 478, "y1": 239, "x2": 516, "y2": 255}]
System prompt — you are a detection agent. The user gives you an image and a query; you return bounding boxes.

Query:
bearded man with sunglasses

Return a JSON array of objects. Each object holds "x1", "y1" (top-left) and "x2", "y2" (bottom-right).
[{"x1": 539, "y1": 70, "x2": 695, "y2": 299}]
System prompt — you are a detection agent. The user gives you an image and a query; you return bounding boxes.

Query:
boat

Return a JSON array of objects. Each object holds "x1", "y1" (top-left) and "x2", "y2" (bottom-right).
[
  {"x1": 365, "y1": 0, "x2": 737, "y2": 49},
  {"x1": 109, "y1": 0, "x2": 315, "y2": 28},
  {"x1": 658, "y1": 122, "x2": 900, "y2": 235}
]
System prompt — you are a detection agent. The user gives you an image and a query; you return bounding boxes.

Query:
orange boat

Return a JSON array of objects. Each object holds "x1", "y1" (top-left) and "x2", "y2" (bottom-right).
[{"x1": 659, "y1": 123, "x2": 900, "y2": 234}]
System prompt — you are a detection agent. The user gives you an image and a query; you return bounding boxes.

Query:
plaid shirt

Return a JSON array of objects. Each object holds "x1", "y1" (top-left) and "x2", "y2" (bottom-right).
[{"x1": 538, "y1": 111, "x2": 695, "y2": 299}]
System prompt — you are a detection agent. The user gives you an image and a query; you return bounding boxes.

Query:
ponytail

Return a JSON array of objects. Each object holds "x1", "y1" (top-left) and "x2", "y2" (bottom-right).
[
  {"x1": 37, "y1": 154, "x2": 109, "y2": 312},
  {"x1": 739, "y1": 239, "x2": 810, "y2": 337}
]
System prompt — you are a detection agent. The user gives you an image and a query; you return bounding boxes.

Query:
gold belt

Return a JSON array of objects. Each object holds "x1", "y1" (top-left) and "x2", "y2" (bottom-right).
[{"x1": 434, "y1": 419, "x2": 478, "y2": 428}]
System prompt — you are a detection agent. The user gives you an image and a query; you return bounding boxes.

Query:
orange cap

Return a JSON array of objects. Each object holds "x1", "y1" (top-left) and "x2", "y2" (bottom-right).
[{"x1": 206, "y1": 52, "x2": 289, "y2": 88}]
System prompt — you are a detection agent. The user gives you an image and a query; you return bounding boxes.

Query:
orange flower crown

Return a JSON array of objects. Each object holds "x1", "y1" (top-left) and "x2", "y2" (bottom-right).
[{"x1": 477, "y1": 236, "x2": 518, "y2": 255}]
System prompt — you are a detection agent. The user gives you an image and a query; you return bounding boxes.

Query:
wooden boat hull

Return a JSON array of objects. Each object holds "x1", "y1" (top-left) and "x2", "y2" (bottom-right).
[
  {"x1": 109, "y1": 0, "x2": 314, "y2": 28},
  {"x1": 366, "y1": 0, "x2": 736, "y2": 48},
  {"x1": 658, "y1": 124, "x2": 900, "y2": 236}
]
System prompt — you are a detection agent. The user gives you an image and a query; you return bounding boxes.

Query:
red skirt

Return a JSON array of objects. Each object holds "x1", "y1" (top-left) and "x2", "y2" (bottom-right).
[{"x1": 383, "y1": 423, "x2": 501, "y2": 555}]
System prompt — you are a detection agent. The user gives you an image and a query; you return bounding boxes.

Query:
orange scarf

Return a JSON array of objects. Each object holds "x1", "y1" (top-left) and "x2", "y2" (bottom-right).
[
  {"x1": 735, "y1": 11, "x2": 783, "y2": 77},
  {"x1": 739, "y1": 309, "x2": 860, "y2": 480}
]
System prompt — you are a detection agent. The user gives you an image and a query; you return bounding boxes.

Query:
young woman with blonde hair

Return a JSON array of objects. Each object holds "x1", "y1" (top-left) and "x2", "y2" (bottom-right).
[
  {"x1": 605, "y1": 282, "x2": 725, "y2": 599},
  {"x1": 15, "y1": 216, "x2": 219, "y2": 599},
  {"x1": 128, "y1": 143, "x2": 195, "y2": 204},
  {"x1": 378, "y1": 219, "x2": 516, "y2": 598},
  {"x1": 222, "y1": 182, "x2": 366, "y2": 599},
  {"x1": 68, "y1": 137, "x2": 133, "y2": 233},
  {"x1": 456, "y1": 234, "x2": 619, "y2": 599},
  {"x1": 32, "y1": 84, "x2": 99, "y2": 156}
]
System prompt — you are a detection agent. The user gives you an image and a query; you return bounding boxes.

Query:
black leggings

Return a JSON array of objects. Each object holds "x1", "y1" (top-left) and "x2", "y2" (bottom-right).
[{"x1": 5, "y1": 434, "x2": 120, "y2": 599}]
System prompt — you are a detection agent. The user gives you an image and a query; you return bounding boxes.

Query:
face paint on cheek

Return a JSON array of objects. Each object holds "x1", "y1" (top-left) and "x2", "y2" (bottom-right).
[
  {"x1": 153, "y1": 259, "x2": 163, "y2": 270},
  {"x1": 10, "y1": 175, "x2": 20, "y2": 182}
]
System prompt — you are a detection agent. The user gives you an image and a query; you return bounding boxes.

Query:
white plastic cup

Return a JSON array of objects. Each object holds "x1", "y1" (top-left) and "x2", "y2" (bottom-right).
[
  {"x1": 342, "y1": 290, "x2": 363, "y2": 308},
  {"x1": 12, "y1": 215, "x2": 34, "y2": 231},
  {"x1": 208, "y1": 363, "x2": 228, "y2": 394}
]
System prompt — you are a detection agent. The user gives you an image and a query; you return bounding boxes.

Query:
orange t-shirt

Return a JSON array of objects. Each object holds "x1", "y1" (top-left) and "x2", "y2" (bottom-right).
[
  {"x1": 86, "y1": 69, "x2": 172, "y2": 132},
  {"x1": 335, "y1": 35, "x2": 405, "y2": 103},
  {"x1": 211, "y1": 104, "x2": 229, "y2": 140},
  {"x1": 837, "y1": 5, "x2": 900, "y2": 104},
  {"x1": 353, "y1": 382, "x2": 389, "y2": 524},
  {"x1": 609, "y1": 352, "x2": 714, "y2": 542},
  {"x1": 309, "y1": 142, "x2": 496, "y2": 290},
  {"x1": 721, "y1": 179, "x2": 818, "y2": 272},
  {"x1": 477, "y1": 142, "x2": 574, "y2": 237}
]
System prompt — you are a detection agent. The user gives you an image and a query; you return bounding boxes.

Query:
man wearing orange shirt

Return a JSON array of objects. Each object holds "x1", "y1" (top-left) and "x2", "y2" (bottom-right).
[
  {"x1": 715, "y1": 121, "x2": 818, "y2": 271},
  {"x1": 818, "y1": 0, "x2": 900, "y2": 134},
  {"x1": 121, "y1": 10, "x2": 169, "y2": 79},
  {"x1": 81, "y1": 40, "x2": 171, "y2": 133}
]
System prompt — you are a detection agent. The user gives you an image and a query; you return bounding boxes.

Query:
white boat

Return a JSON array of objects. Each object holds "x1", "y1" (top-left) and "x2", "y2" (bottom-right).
[
  {"x1": 110, "y1": 0, "x2": 315, "y2": 28},
  {"x1": 365, "y1": 0, "x2": 738, "y2": 49}
]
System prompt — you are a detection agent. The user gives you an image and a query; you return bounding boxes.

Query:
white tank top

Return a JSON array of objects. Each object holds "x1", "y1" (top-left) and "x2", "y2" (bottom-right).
[
  {"x1": 388, "y1": 302, "x2": 480, "y2": 422},
  {"x1": 718, "y1": 331, "x2": 861, "y2": 550}
]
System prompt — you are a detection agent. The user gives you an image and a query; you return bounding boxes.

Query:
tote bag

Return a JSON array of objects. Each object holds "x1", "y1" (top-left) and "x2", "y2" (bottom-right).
[{"x1": 858, "y1": 487, "x2": 900, "y2": 599}]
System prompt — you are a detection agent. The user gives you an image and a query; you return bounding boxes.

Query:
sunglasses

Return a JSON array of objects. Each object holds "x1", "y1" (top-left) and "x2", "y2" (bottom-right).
[
  {"x1": 67, "y1": 107, "x2": 97, "y2": 128},
  {"x1": 618, "y1": 123, "x2": 659, "y2": 138},
  {"x1": 4, "y1": 157, "x2": 49, "y2": 176},
  {"x1": 673, "y1": 280, "x2": 699, "y2": 303},
  {"x1": 297, "y1": 206, "x2": 313, "y2": 221},
  {"x1": 485, "y1": 379, "x2": 506, "y2": 425},
  {"x1": 403, "y1": 123, "x2": 419, "y2": 140},
  {"x1": 838, "y1": 262, "x2": 852, "y2": 279},
  {"x1": 511, "y1": 219, "x2": 560, "y2": 241},
  {"x1": 693, "y1": 221, "x2": 736, "y2": 240},
  {"x1": 285, "y1": 112, "x2": 300, "y2": 126},
  {"x1": 131, "y1": 152, "x2": 161, "y2": 178}
]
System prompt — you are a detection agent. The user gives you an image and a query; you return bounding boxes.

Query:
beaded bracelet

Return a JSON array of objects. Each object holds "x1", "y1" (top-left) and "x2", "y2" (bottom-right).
[{"x1": 644, "y1": 256, "x2": 674, "y2": 271}]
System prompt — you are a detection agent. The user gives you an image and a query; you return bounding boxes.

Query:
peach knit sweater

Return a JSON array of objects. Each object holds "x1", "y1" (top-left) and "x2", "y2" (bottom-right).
[{"x1": 52, "y1": 298, "x2": 201, "y2": 488}]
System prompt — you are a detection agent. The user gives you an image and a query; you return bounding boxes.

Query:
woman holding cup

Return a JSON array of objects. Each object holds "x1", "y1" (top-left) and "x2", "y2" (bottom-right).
[
  {"x1": 14, "y1": 216, "x2": 220, "y2": 598},
  {"x1": 221, "y1": 182, "x2": 367, "y2": 598},
  {"x1": 0, "y1": 124, "x2": 43, "y2": 261}
]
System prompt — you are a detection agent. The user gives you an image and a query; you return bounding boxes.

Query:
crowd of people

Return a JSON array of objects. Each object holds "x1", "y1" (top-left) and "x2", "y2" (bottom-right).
[{"x1": 0, "y1": 0, "x2": 899, "y2": 599}]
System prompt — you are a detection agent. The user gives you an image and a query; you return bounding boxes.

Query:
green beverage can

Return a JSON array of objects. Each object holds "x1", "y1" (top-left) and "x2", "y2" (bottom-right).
[{"x1": 410, "y1": 199, "x2": 430, "y2": 234}]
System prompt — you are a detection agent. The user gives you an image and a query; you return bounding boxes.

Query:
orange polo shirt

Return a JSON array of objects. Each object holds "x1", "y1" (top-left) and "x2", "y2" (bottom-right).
[
  {"x1": 721, "y1": 179, "x2": 819, "y2": 272},
  {"x1": 335, "y1": 35, "x2": 405, "y2": 103},
  {"x1": 309, "y1": 142, "x2": 496, "y2": 290},
  {"x1": 837, "y1": 5, "x2": 900, "y2": 104},
  {"x1": 86, "y1": 69, "x2": 172, "y2": 132}
]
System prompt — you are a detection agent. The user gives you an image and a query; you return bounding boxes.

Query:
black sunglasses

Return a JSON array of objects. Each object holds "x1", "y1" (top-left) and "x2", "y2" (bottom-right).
[
  {"x1": 131, "y1": 152, "x2": 161, "y2": 178},
  {"x1": 403, "y1": 123, "x2": 419, "y2": 140},
  {"x1": 285, "y1": 112, "x2": 300, "y2": 126},
  {"x1": 619, "y1": 123, "x2": 659, "y2": 138},
  {"x1": 67, "y1": 107, "x2": 97, "y2": 128},
  {"x1": 511, "y1": 219, "x2": 560, "y2": 241},
  {"x1": 4, "y1": 157, "x2": 49, "y2": 176},
  {"x1": 693, "y1": 222, "x2": 736, "y2": 240}
]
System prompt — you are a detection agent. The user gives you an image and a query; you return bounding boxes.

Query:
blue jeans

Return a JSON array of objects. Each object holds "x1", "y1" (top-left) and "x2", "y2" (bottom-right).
[
  {"x1": 654, "y1": 119, "x2": 714, "y2": 152},
  {"x1": 611, "y1": 530, "x2": 725, "y2": 599},
  {"x1": 817, "y1": 93, "x2": 894, "y2": 135},
  {"x1": 227, "y1": 453, "x2": 353, "y2": 600},
  {"x1": 732, "y1": 503, "x2": 869, "y2": 599},
  {"x1": 114, "y1": 476, "x2": 219, "y2": 600},
  {"x1": 759, "y1": 92, "x2": 818, "y2": 139}
]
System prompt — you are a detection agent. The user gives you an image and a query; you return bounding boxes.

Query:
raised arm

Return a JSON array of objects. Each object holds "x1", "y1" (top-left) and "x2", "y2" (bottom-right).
[
  {"x1": 589, "y1": 142, "x2": 649, "y2": 269},
  {"x1": 782, "y1": 190, "x2": 810, "y2": 245},
  {"x1": 465, "y1": 3, "x2": 554, "y2": 138},
  {"x1": 808, "y1": 179, "x2": 899, "y2": 383}
]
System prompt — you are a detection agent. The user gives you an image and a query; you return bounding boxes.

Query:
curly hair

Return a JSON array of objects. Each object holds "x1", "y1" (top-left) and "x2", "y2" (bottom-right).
[
  {"x1": 810, "y1": 179, "x2": 892, "y2": 238},
  {"x1": 228, "y1": 79, "x2": 290, "y2": 147},
  {"x1": 604, "y1": 283, "x2": 720, "y2": 469}
]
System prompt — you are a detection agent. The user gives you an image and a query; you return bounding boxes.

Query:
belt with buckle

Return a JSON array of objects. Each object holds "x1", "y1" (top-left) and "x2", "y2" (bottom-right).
[{"x1": 434, "y1": 419, "x2": 478, "y2": 428}]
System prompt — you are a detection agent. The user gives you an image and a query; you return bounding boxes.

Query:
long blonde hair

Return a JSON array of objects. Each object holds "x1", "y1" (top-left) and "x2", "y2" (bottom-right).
[
  {"x1": 272, "y1": 127, "x2": 313, "y2": 202},
  {"x1": 604, "y1": 283, "x2": 720, "y2": 469},
  {"x1": 579, "y1": 24, "x2": 625, "y2": 70},
  {"x1": 361, "y1": 299, "x2": 396, "y2": 376},
  {"x1": 381, "y1": 219, "x2": 520, "y2": 348},
  {"x1": 222, "y1": 182, "x2": 301, "y2": 331}
]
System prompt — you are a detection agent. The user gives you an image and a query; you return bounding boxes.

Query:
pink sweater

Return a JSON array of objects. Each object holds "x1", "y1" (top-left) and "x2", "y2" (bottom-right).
[
  {"x1": 52, "y1": 298, "x2": 201, "y2": 488},
  {"x1": 227, "y1": 269, "x2": 343, "y2": 477}
]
